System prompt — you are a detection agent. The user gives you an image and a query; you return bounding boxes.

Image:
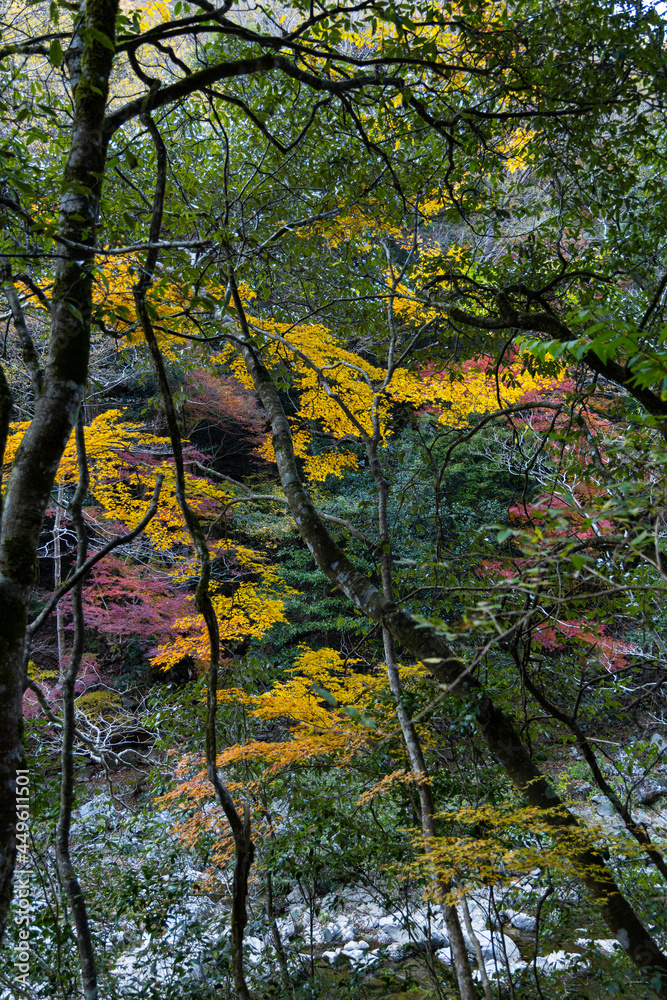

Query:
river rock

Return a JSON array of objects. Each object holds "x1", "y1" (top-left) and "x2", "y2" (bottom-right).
[{"x1": 510, "y1": 913, "x2": 536, "y2": 932}]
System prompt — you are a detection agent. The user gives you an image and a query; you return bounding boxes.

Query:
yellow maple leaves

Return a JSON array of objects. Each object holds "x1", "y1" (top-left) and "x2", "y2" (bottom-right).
[
  {"x1": 151, "y1": 575, "x2": 295, "y2": 669},
  {"x1": 3, "y1": 409, "x2": 296, "y2": 669},
  {"x1": 413, "y1": 801, "x2": 647, "y2": 900},
  {"x1": 213, "y1": 646, "x2": 388, "y2": 775},
  {"x1": 159, "y1": 647, "x2": 438, "y2": 886},
  {"x1": 212, "y1": 650, "x2": 440, "y2": 781},
  {"x1": 220, "y1": 293, "x2": 563, "y2": 484},
  {"x1": 391, "y1": 357, "x2": 564, "y2": 429}
]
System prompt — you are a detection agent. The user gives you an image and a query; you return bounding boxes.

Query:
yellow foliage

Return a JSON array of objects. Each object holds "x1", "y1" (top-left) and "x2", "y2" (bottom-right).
[
  {"x1": 159, "y1": 652, "x2": 430, "y2": 875},
  {"x1": 388, "y1": 357, "x2": 564, "y2": 429},
  {"x1": 216, "y1": 270, "x2": 564, "y2": 483},
  {"x1": 357, "y1": 767, "x2": 426, "y2": 805},
  {"x1": 75, "y1": 690, "x2": 125, "y2": 721},
  {"x1": 414, "y1": 802, "x2": 648, "y2": 900},
  {"x1": 302, "y1": 449, "x2": 358, "y2": 482},
  {"x1": 5, "y1": 409, "x2": 295, "y2": 674},
  {"x1": 249, "y1": 646, "x2": 385, "y2": 731},
  {"x1": 4, "y1": 409, "x2": 241, "y2": 549},
  {"x1": 27, "y1": 661, "x2": 58, "y2": 683},
  {"x1": 151, "y1": 578, "x2": 294, "y2": 669}
]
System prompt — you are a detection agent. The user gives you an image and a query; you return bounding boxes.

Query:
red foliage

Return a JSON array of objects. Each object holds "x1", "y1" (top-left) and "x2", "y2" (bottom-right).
[
  {"x1": 23, "y1": 654, "x2": 102, "y2": 719},
  {"x1": 183, "y1": 369, "x2": 268, "y2": 464},
  {"x1": 531, "y1": 617, "x2": 638, "y2": 671},
  {"x1": 83, "y1": 555, "x2": 188, "y2": 653}
]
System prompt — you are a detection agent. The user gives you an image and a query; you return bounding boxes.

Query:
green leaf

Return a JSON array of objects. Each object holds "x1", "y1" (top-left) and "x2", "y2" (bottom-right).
[
  {"x1": 65, "y1": 302, "x2": 84, "y2": 324},
  {"x1": 311, "y1": 684, "x2": 337, "y2": 706},
  {"x1": 86, "y1": 26, "x2": 115, "y2": 51},
  {"x1": 48, "y1": 38, "x2": 63, "y2": 68}
]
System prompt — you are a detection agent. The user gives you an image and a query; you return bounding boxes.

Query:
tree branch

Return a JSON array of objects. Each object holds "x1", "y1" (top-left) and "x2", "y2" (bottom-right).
[
  {"x1": 27, "y1": 474, "x2": 164, "y2": 639},
  {"x1": 449, "y1": 305, "x2": 667, "y2": 422}
]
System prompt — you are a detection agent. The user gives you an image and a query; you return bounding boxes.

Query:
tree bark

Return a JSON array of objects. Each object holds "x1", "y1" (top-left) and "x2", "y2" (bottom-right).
[
  {"x1": 0, "y1": 0, "x2": 119, "y2": 945},
  {"x1": 0, "y1": 267, "x2": 43, "y2": 402},
  {"x1": 462, "y1": 895, "x2": 494, "y2": 1000},
  {"x1": 55, "y1": 410, "x2": 98, "y2": 1000},
  {"x1": 230, "y1": 292, "x2": 667, "y2": 996},
  {"x1": 0, "y1": 366, "x2": 12, "y2": 528},
  {"x1": 135, "y1": 115, "x2": 254, "y2": 1000},
  {"x1": 369, "y1": 421, "x2": 475, "y2": 1000},
  {"x1": 383, "y1": 627, "x2": 476, "y2": 1000},
  {"x1": 54, "y1": 482, "x2": 66, "y2": 678}
]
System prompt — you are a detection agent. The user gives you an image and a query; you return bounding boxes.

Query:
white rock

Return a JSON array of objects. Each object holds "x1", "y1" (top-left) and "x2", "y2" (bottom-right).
[
  {"x1": 302, "y1": 921, "x2": 326, "y2": 945},
  {"x1": 322, "y1": 949, "x2": 341, "y2": 963},
  {"x1": 575, "y1": 938, "x2": 618, "y2": 955},
  {"x1": 345, "y1": 888, "x2": 376, "y2": 906},
  {"x1": 465, "y1": 930, "x2": 521, "y2": 964},
  {"x1": 484, "y1": 959, "x2": 528, "y2": 980},
  {"x1": 500, "y1": 935, "x2": 521, "y2": 963},
  {"x1": 245, "y1": 936, "x2": 264, "y2": 965},
  {"x1": 467, "y1": 906, "x2": 489, "y2": 932},
  {"x1": 344, "y1": 947, "x2": 377, "y2": 966},
  {"x1": 277, "y1": 917, "x2": 295, "y2": 940},
  {"x1": 330, "y1": 915, "x2": 355, "y2": 942},
  {"x1": 536, "y1": 950, "x2": 581, "y2": 972},
  {"x1": 595, "y1": 939, "x2": 619, "y2": 955},
  {"x1": 510, "y1": 913, "x2": 536, "y2": 932},
  {"x1": 387, "y1": 929, "x2": 412, "y2": 947},
  {"x1": 386, "y1": 942, "x2": 409, "y2": 960},
  {"x1": 357, "y1": 940, "x2": 370, "y2": 951},
  {"x1": 377, "y1": 915, "x2": 408, "y2": 943}
]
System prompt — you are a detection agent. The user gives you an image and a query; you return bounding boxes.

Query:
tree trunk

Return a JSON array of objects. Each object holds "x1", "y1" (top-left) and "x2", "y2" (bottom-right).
[
  {"x1": 369, "y1": 423, "x2": 475, "y2": 1000},
  {"x1": 0, "y1": 366, "x2": 12, "y2": 529},
  {"x1": 0, "y1": 0, "x2": 119, "y2": 945},
  {"x1": 54, "y1": 482, "x2": 66, "y2": 677},
  {"x1": 384, "y1": 627, "x2": 476, "y2": 1000},
  {"x1": 135, "y1": 117, "x2": 254, "y2": 999},
  {"x1": 55, "y1": 411, "x2": 98, "y2": 1000},
  {"x1": 462, "y1": 895, "x2": 494, "y2": 1000}
]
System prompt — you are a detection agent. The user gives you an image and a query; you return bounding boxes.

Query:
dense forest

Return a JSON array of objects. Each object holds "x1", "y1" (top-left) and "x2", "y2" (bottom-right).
[{"x1": 3, "y1": 0, "x2": 667, "y2": 997}]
